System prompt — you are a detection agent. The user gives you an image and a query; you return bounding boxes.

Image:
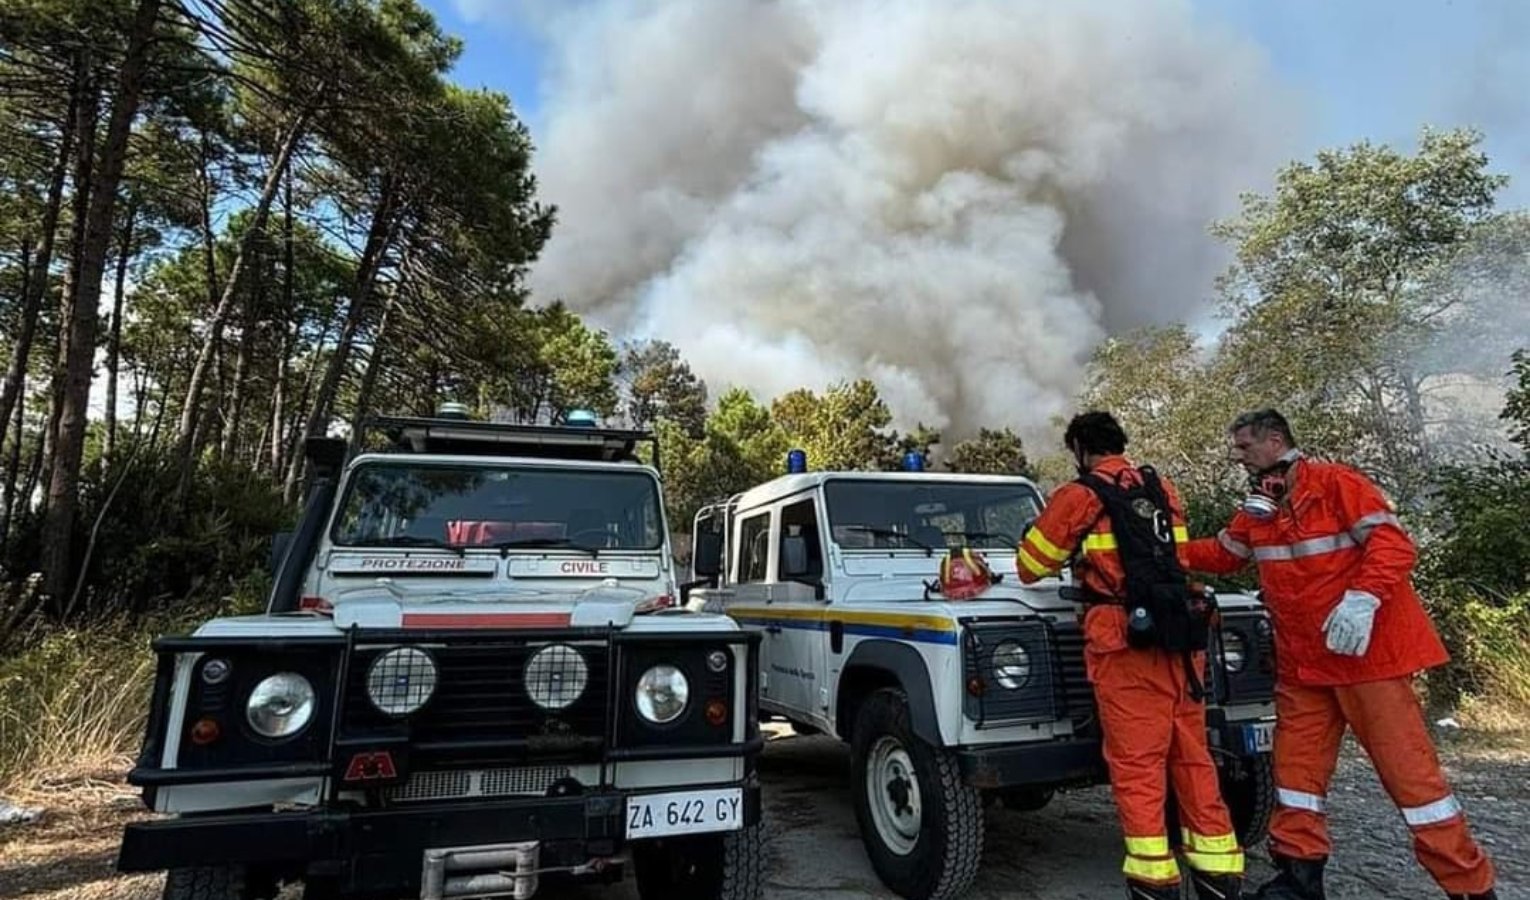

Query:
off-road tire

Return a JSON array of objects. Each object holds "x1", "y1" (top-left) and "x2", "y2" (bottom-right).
[
  {"x1": 1166, "y1": 751, "x2": 1276, "y2": 851},
  {"x1": 632, "y1": 821, "x2": 764, "y2": 900},
  {"x1": 1221, "y1": 751, "x2": 1275, "y2": 849},
  {"x1": 162, "y1": 866, "x2": 276, "y2": 900},
  {"x1": 850, "y1": 688, "x2": 983, "y2": 900}
]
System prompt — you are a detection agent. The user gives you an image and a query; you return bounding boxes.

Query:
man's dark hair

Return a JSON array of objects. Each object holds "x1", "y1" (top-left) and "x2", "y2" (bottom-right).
[
  {"x1": 1230, "y1": 408, "x2": 1296, "y2": 447},
  {"x1": 1064, "y1": 411, "x2": 1128, "y2": 456}
]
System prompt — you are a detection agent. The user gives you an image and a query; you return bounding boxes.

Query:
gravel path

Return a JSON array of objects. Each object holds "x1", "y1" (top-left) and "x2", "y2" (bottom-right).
[{"x1": 2, "y1": 728, "x2": 1523, "y2": 899}]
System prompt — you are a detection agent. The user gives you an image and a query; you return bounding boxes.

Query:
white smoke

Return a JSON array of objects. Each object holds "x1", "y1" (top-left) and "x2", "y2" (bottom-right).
[{"x1": 525, "y1": 0, "x2": 1302, "y2": 441}]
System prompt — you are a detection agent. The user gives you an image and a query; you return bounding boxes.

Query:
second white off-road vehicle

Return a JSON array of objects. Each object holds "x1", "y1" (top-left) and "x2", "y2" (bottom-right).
[
  {"x1": 117, "y1": 410, "x2": 763, "y2": 900},
  {"x1": 686, "y1": 454, "x2": 1276, "y2": 900}
]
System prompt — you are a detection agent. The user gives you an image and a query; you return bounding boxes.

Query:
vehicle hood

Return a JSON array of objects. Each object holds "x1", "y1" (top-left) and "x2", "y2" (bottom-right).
[
  {"x1": 322, "y1": 578, "x2": 654, "y2": 629},
  {"x1": 839, "y1": 575, "x2": 1077, "y2": 615}
]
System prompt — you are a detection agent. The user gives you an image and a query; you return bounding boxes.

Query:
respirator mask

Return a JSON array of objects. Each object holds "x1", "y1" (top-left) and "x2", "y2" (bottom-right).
[{"x1": 1240, "y1": 449, "x2": 1302, "y2": 520}]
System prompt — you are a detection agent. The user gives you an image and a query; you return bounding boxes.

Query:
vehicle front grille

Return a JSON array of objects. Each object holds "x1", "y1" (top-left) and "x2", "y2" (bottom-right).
[
  {"x1": 1217, "y1": 611, "x2": 1276, "y2": 704},
  {"x1": 386, "y1": 765, "x2": 571, "y2": 803},
  {"x1": 341, "y1": 639, "x2": 611, "y2": 766},
  {"x1": 1050, "y1": 621, "x2": 1100, "y2": 737}
]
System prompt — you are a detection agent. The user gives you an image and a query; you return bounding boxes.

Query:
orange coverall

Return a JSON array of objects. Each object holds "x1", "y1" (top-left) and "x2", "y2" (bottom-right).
[
  {"x1": 1184, "y1": 457, "x2": 1495, "y2": 895},
  {"x1": 1018, "y1": 456, "x2": 1244, "y2": 890}
]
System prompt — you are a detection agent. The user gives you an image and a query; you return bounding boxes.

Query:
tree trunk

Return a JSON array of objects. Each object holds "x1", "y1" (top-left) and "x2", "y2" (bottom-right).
[
  {"x1": 282, "y1": 316, "x2": 338, "y2": 504},
  {"x1": 0, "y1": 93, "x2": 76, "y2": 460},
  {"x1": 175, "y1": 112, "x2": 309, "y2": 479},
  {"x1": 40, "y1": 0, "x2": 163, "y2": 600},
  {"x1": 40, "y1": 50, "x2": 102, "y2": 523},
  {"x1": 348, "y1": 265, "x2": 409, "y2": 454},
  {"x1": 0, "y1": 389, "x2": 26, "y2": 553},
  {"x1": 220, "y1": 246, "x2": 262, "y2": 461},
  {"x1": 103, "y1": 198, "x2": 138, "y2": 467},
  {"x1": 270, "y1": 169, "x2": 295, "y2": 479},
  {"x1": 298, "y1": 179, "x2": 401, "y2": 454}
]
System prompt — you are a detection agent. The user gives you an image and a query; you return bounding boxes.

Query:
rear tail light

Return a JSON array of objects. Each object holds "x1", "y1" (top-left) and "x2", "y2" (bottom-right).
[{"x1": 635, "y1": 594, "x2": 674, "y2": 613}]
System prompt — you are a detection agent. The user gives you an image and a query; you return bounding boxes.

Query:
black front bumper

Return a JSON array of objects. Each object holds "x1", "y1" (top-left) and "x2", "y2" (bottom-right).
[
  {"x1": 118, "y1": 783, "x2": 761, "y2": 895},
  {"x1": 955, "y1": 738, "x2": 1106, "y2": 790}
]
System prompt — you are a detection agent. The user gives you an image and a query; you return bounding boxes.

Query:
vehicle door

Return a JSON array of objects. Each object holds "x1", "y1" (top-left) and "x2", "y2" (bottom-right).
[
  {"x1": 725, "y1": 509, "x2": 802, "y2": 714},
  {"x1": 766, "y1": 497, "x2": 831, "y2": 718}
]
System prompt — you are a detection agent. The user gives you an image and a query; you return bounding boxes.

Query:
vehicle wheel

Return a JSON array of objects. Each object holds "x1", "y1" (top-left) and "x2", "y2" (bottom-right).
[
  {"x1": 1165, "y1": 752, "x2": 1275, "y2": 851},
  {"x1": 850, "y1": 688, "x2": 983, "y2": 900},
  {"x1": 632, "y1": 822, "x2": 763, "y2": 900},
  {"x1": 1220, "y1": 752, "x2": 1275, "y2": 849},
  {"x1": 1000, "y1": 787, "x2": 1054, "y2": 812},
  {"x1": 162, "y1": 866, "x2": 277, "y2": 900}
]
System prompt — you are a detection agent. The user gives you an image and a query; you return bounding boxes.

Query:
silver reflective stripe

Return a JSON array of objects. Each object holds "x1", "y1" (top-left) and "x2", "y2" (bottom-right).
[
  {"x1": 1276, "y1": 788, "x2": 1326, "y2": 813},
  {"x1": 1350, "y1": 511, "x2": 1403, "y2": 542},
  {"x1": 1401, "y1": 794, "x2": 1462, "y2": 827},
  {"x1": 1218, "y1": 529, "x2": 1252, "y2": 559},
  {"x1": 1253, "y1": 533, "x2": 1357, "y2": 562}
]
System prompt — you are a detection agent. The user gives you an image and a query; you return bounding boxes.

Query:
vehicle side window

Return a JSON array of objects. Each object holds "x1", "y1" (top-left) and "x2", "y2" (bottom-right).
[
  {"x1": 778, "y1": 499, "x2": 824, "y2": 580},
  {"x1": 738, "y1": 513, "x2": 771, "y2": 583}
]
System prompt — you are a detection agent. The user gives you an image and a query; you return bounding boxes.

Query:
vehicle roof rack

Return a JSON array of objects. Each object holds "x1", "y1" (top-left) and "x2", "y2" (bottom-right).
[{"x1": 362, "y1": 415, "x2": 660, "y2": 466}]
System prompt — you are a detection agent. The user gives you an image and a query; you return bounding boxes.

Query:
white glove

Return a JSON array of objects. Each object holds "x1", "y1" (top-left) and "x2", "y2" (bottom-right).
[{"x1": 1323, "y1": 590, "x2": 1381, "y2": 656}]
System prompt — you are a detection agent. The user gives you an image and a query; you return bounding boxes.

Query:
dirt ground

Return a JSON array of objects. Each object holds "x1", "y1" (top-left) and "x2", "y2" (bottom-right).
[{"x1": 3, "y1": 728, "x2": 1525, "y2": 900}]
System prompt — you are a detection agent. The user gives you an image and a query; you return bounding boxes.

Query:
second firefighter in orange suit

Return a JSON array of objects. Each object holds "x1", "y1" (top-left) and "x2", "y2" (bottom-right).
[
  {"x1": 1185, "y1": 409, "x2": 1496, "y2": 900},
  {"x1": 1018, "y1": 412, "x2": 1245, "y2": 900}
]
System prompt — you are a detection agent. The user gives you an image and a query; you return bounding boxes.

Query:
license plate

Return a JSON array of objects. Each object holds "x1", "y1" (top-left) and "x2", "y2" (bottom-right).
[
  {"x1": 626, "y1": 787, "x2": 743, "y2": 839},
  {"x1": 1242, "y1": 721, "x2": 1275, "y2": 753}
]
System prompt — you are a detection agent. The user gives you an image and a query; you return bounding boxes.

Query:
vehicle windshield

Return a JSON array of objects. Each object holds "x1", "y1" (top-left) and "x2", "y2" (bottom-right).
[
  {"x1": 823, "y1": 479, "x2": 1043, "y2": 552},
  {"x1": 331, "y1": 463, "x2": 664, "y2": 550}
]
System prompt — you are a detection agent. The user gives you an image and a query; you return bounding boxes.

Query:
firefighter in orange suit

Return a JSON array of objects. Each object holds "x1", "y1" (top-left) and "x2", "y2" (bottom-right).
[
  {"x1": 1018, "y1": 411, "x2": 1245, "y2": 900},
  {"x1": 1184, "y1": 409, "x2": 1497, "y2": 900}
]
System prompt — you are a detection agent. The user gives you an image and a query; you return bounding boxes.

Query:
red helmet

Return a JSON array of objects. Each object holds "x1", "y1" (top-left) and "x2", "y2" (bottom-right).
[{"x1": 938, "y1": 547, "x2": 996, "y2": 600}]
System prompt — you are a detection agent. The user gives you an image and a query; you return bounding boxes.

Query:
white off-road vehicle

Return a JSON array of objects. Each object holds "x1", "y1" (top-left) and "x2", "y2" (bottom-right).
[
  {"x1": 686, "y1": 455, "x2": 1276, "y2": 900},
  {"x1": 117, "y1": 411, "x2": 764, "y2": 900}
]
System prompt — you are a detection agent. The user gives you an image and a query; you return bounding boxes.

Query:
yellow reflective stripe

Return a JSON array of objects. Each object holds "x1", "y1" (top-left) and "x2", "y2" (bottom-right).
[
  {"x1": 1123, "y1": 854, "x2": 1180, "y2": 882},
  {"x1": 1124, "y1": 835, "x2": 1170, "y2": 856},
  {"x1": 1082, "y1": 532, "x2": 1118, "y2": 552},
  {"x1": 1172, "y1": 525, "x2": 1189, "y2": 543},
  {"x1": 1183, "y1": 849, "x2": 1246, "y2": 876},
  {"x1": 1024, "y1": 528, "x2": 1071, "y2": 563},
  {"x1": 1017, "y1": 547, "x2": 1053, "y2": 577},
  {"x1": 1180, "y1": 829, "x2": 1239, "y2": 853}
]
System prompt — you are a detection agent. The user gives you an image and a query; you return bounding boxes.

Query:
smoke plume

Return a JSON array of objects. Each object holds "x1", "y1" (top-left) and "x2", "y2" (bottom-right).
[{"x1": 526, "y1": 0, "x2": 1301, "y2": 441}]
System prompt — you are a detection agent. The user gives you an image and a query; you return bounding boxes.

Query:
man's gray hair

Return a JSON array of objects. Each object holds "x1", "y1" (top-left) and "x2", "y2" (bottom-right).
[{"x1": 1230, "y1": 408, "x2": 1296, "y2": 446}]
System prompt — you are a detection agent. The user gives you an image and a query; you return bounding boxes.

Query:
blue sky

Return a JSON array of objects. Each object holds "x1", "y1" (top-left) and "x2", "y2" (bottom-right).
[{"x1": 421, "y1": 0, "x2": 1530, "y2": 208}]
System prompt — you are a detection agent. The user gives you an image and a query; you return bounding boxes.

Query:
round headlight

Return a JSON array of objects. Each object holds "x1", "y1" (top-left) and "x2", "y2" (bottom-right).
[
  {"x1": 246, "y1": 673, "x2": 315, "y2": 739},
  {"x1": 635, "y1": 665, "x2": 690, "y2": 724},
  {"x1": 1222, "y1": 630, "x2": 1248, "y2": 673},
  {"x1": 525, "y1": 644, "x2": 589, "y2": 711},
  {"x1": 366, "y1": 647, "x2": 438, "y2": 716},
  {"x1": 992, "y1": 641, "x2": 1032, "y2": 690}
]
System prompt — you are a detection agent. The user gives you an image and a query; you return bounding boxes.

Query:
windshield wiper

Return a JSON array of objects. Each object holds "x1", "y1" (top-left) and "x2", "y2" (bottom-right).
[
  {"x1": 489, "y1": 537, "x2": 601, "y2": 558},
  {"x1": 841, "y1": 525, "x2": 939, "y2": 557},
  {"x1": 364, "y1": 535, "x2": 467, "y2": 557}
]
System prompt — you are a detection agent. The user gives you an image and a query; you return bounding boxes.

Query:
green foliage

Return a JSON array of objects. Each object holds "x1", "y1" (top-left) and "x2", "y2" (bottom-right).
[
  {"x1": 943, "y1": 427, "x2": 1033, "y2": 477},
  {"x1": 619, "y1": 339, "x2": 707, "y2": 436},
  {"x1": 1503, "y1": 349, "x2": 1530, "y2": 453},
  {"x1": 771, "y1": 379, "x2": 900, "y2": 471}
]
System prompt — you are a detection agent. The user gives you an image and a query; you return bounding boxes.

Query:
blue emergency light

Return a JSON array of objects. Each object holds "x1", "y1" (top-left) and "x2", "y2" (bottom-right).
[
  {"x1": 565, "y1": 409, "x2": 599, "y2": 428},
  {"x1": 902, "y1": 450, "x2": 926, "y2": 472},
  {"x1": 786, "y1": 448, "x2": 808, "y2": 473}
]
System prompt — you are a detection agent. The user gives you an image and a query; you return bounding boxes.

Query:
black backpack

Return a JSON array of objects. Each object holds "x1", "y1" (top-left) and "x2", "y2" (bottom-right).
[{"x1": 1075, "y1": 465, "x2": 1209, "y2": 656}]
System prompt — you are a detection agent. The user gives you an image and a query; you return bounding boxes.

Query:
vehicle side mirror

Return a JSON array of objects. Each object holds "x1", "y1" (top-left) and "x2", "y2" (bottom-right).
[
  {"x1": 270, "y1": 531, "x2": 293, "y2": 578},
  {"x1": 692, "y1": 531, "x2": 723, "y2": 579},
  {"x1": 781, "y1": 535, "x2": 810, "y2": 578}
]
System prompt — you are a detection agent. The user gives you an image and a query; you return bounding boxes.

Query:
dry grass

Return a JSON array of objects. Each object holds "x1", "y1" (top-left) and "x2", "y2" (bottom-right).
[{"x1": 0, "y1": 622, "x2": 158, "y2": 788}]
